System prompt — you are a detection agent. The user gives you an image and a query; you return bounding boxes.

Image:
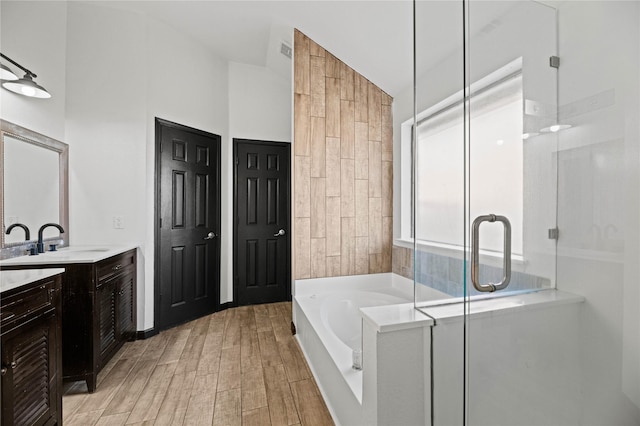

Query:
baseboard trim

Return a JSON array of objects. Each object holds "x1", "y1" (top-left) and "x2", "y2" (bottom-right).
[
  {"x1": 219, "y1": 301, "x2": 237, "y2": 311},
  {"x1": 136, "y1": 328, "x2": 159, "y2": 340}
]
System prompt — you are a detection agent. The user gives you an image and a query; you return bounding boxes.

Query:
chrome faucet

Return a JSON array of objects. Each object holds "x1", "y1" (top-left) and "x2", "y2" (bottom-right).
[
  {"x1": 37, "y1": 223, "x2": 65, "y2": 253},
  {"x1": 6, "y1": 223, "x2": 31, "y2": 241}
]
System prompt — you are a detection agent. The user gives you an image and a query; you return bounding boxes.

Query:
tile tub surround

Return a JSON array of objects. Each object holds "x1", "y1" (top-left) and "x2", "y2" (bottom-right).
[
  {"x1": 392, "y1": 244, "x2": 550, "y2": 296},
  {"x1": 392, "y1": 244, "x2": 413, "y2": 279},
  {"x1": 293, "y1": 29, "x2": 393, "y2": 280}
]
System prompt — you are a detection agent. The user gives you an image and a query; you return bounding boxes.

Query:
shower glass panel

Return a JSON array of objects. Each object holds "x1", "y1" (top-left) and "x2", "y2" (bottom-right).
[
  {"x1": 414, "y1": 1, "x2": 640, "y2": 424},
  {"x1": 464, "y1": 1, "x2": 560, "y2": 423},
  {"x1": 412, "y1": 0, "x2": 466, "y2": 307},
  {"x1": 414, "y1": 0, "x2": 560, "y2": 423},
  {"x1": 414, "y1": 0, "x2": 557, "y2": 309},
  {"x1": 465, "y1": 0, "x2": 558, "y2": 298}
]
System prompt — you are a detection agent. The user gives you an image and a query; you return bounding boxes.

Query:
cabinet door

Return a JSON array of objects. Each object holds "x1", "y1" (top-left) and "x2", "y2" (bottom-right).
[
  {"x1": 97, "y1": 281, "x2": 117, "y2": 360},
  {"x1": 1, "y1": 312, "x2": 59, "y2": 426},
  {"x1": 116, "y1": 270, "x2": 136, "y2": 341}
]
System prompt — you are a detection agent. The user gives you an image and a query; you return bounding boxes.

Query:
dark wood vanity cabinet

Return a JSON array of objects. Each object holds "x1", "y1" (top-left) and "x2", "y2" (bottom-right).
[
  {"x1": 63, "y1": 250, "x2": 137, "y2": 392},
  {"x1": 1, "y1": 273, "x2": 63, "y2": 426},
  {"x1": 96, "y1": 268, "x2": 136, "y2": 366},
  {"x1": 3, "y1": 249, "x2": 137, "y2": 393}
]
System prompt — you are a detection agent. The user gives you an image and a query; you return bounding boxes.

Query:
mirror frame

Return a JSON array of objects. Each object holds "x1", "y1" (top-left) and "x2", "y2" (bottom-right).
[{"x1": 1, "y1": 119, "x2": 69, "y2": 257}]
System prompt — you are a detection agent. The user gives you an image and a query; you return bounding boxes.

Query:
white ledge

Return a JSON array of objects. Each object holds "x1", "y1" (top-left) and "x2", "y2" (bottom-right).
[{"x1": 361, "y1": 289, "x2": 584, "y2": 333}]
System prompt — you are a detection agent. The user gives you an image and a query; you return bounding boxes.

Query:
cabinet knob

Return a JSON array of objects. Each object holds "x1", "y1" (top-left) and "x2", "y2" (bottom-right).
[
  {"x1": 1, "y1": 361, "x2": 17, "y2": 374},
  {"x1": 113, "y1": 264, "x2": 123, "y2": 271}
]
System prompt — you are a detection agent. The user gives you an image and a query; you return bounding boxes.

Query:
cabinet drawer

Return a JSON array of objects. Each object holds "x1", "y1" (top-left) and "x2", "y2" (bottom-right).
[
  {"x1": 97, "y1": 251, "x2": 135, "y2": 284},
  {"x1": 1, "y1": 279, "x2": 57, "y2": 332}
]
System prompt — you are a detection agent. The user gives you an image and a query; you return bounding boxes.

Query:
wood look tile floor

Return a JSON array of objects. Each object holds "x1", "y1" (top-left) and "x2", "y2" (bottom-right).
[{"x1": 63, "y1": 302, "x2": 334, "y2": 426}]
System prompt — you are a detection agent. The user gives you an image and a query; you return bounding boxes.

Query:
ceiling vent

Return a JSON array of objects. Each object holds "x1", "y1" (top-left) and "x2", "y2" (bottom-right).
[{"x1": 280, "y1": 42, "x2": 292, "y2": 59}]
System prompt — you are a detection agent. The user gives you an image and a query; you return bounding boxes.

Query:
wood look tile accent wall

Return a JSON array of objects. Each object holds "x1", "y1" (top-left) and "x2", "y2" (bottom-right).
[
  {"x1": 392, "y1": 244, "x2": 414, "y2": 280},
  {"x1": 294, "y1": 29, "x2": 393, "y2": 279}
]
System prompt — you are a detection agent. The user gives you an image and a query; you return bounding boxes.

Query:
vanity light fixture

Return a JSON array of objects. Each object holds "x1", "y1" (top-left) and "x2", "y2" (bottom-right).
[
  {"x1": 541, "y1": 123, "x2": 572, "y2": 133},
  {"x1": 0, "y1": 53, "x2": 51, "y2": 99}
]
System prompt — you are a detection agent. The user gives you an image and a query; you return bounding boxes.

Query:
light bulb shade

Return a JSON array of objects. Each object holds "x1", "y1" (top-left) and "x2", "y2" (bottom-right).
[
  {"x1": 2, "y1": 73, "x2": 51, "y2": 98},
  {"x1": 522, "y1": 132, "x2": 540, "y2": 140},
  {"x1": 541, "y1": 123, "x2": 572, "y2": 133},
  {"x1": 0, "y1": 63, "x2": 18, "y2": 81}
]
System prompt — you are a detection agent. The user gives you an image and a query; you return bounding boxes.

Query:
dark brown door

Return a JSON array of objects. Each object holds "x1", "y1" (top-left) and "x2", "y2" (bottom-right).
[
  {"x1": 156, "y1": 118, "x2": 221, "y2": 330},
  {"x1": 234, "y1": 139, "x2": 291, "y2": 305}
]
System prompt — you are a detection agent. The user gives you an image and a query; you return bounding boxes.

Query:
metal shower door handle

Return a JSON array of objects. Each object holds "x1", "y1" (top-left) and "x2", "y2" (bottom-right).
[{"x1": 471, "y1": 214, "x2": 512, "y2": 293}]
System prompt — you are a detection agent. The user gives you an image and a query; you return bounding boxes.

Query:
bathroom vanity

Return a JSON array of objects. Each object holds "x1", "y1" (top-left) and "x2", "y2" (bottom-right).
[
  {"x1": 1, "y1": 268, "x2": 64, "y2": 426},
  {"x1": 1, "y1": 246, "x2": 137, "y2": 392}
]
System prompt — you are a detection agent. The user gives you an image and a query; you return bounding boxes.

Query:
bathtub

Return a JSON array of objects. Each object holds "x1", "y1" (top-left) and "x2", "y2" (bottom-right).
[
  {"x1": 293, "y1": 273, "x2": 448, "y2": 425},
  {"x1": 294, "y1": 273, "x2": 585, "y2": 426}
]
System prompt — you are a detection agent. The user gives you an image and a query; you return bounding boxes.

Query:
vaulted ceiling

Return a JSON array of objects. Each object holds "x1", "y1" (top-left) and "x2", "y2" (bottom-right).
[
  {"x1": 98, "y1": 1, "x2": 411, "y2": 96},
  {"x1": 96, "y1": 1, "x2": 529, "y2": 97}
]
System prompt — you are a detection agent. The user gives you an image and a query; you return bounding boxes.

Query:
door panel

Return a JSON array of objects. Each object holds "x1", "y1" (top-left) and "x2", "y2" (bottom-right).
[
  {"x1": 156, "y1": 118, "x2": 221, "y2": 330},
  {"x1": 234, "y1": 140, "x2": 291, "y2": 305},
  {"x1": 464, "y1": 1, "x2": 559, "y2": 424},
  {"x1": 2, "y1": 312, "x2": 58, "y2": 426},
  {"x1": 413, "y1": 1, "x2": 560, "y2": 424},
  {"x1": 116, "y1": 271, "x2": 136, "y2": 341},
  {"x1": 97, "y1": 281, "x2": 116, "y2": 358}
]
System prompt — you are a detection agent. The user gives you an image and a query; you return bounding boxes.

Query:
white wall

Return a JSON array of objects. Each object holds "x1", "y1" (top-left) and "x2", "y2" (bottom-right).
[
  {"x1": 65, "y1": 2, "x2": 235, "y2": 329},
  {"x1": 2, "y1": 1, "x2": 292, "y2": 331},
  {"x1": 65, "y1": 2, "x2": 147, "y2": 249},
  {"x1": 0, "y1": 1, "x2": 67, "y2": 140},
  {"x1": 226, "y1": 61, "x2": 292, "y2": 303},
  {"x1": 228, "y1": 61, "x2": 291, "y2": 142},
  {"x1": 555, "y1": 2, "x2": 640, "y2": 423},
  {"x1": 145, "y1": 14, "x2": 230, "y2": 312}
]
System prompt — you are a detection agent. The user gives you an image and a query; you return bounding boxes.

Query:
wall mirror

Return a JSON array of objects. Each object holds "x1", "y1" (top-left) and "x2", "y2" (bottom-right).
[{"x1": 1, "y1": 119, "x2": 69, "y2": 257}]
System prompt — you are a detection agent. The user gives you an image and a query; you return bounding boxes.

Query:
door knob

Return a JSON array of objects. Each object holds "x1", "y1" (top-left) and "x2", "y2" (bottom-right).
[
  {"x1": 203, "y1": 232, "x2": 217, "y2": 240},
  {"x1": 274, "y1": 229, "x2": 286, "y2": 237}
]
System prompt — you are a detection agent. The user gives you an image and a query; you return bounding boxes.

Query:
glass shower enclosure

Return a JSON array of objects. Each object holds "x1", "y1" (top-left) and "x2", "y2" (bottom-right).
[
  {"x1": 413, "y1": 0, "x2": 557, "y2": 308},
  {"x1": 410, "y1": 1, "x2": 640, "y2": 424}
]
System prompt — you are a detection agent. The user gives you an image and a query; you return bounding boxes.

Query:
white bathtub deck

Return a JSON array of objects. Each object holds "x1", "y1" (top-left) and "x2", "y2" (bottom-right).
[{"x1": 294, "y1": 272, "x2": 585, "y2": 425}]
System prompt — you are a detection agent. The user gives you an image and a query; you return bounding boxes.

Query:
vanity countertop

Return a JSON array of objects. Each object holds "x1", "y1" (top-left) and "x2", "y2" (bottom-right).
[
  {"x1": 0, "y1": 268, "x2": 66, "y2": 293},
  {"x1": 0, "y1": 245, "x2": 138, "y2": 267}
]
